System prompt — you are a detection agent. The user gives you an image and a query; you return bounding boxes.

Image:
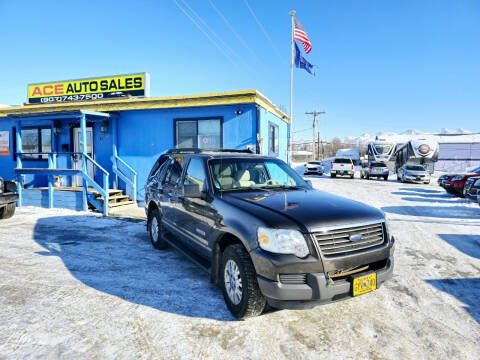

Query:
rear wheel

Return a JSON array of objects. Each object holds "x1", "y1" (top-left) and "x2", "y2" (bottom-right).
[
  {"x1": 350, "y1": 174, "x2": 354, "y2": 179},
  {"x1": 148, "y1": 209, "x2": 168, "y2": 250},
  {"x1": 366, "y1": 174, "x2": 370, "y2": 180},
  {"x1": 0, "y1": 203, "x2": 15, "y2": 219},
  {"x1": 330, "y1": 174, "x2": 336, "y2": 178},
  {"x1": 384, "y1": 176, "x2": 389, "y2": 181},
  {"x1": 221, "y1": 244, "x2": 266, "y2": 319}
]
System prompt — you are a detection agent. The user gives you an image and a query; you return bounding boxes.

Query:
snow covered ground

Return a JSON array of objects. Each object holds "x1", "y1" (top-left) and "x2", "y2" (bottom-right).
[{"x1": 0, "y1": 177, "x2": 479, "y2": 359}]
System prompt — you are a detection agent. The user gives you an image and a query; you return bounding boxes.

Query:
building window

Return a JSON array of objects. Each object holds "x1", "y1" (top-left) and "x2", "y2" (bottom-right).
[
  {"x1": 20, "y1": 127, "x2": 52, "y2": 160},
  {"x1": 175, "y1": 118, "x2": 221, "y2": 149},
  {"x1": 269, "y1": 123, "x2": 279, "y2": 156}
]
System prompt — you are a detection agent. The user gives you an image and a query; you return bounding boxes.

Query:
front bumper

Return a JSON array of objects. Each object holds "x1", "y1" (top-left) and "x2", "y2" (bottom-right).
[
  {"x1": 0, "y1": 193, "x2": 18, "y2": 206},
  {"x1": 405, "y1": 176, "x2": 430, "y2": 183},
  {"x1": 258, "y1": 256, "x2": 394, "y2": 309},
  {"x1": 331, "y1": 170, "x2": 354, "y2": 175}
]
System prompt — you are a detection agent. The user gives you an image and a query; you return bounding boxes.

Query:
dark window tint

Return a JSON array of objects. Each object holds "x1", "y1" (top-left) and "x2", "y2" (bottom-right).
[
  {"x1": 164, "y1": 159, "x2": 183, "y2": 186},
  {"x1": 405, "y1": 165, "x2": 425, "y2": 171},
  {"x1": 148, "y1": 155, "x2": 169, "y2": 179},
  {"x1": 334, "y1": 158, "x2": 352, "y2": 164},
  {"x1": 184, "y1": 158, "x2": 206, "y2": 190},
  {"x1": 371, "y1": 162, "x2": 386, "y2": 167},
  {"x1": 269, "y1": 123, "x2": 279, "y2": 155}
]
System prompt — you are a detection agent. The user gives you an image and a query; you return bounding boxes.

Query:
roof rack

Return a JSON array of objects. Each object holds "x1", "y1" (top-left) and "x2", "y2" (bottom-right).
[{"x1": 166, "y1": 148, "x2": 255, "y2": 155}]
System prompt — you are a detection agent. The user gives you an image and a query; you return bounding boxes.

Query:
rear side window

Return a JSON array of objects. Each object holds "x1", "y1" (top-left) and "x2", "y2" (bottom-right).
[
  {"x1": 334, "y1": 158, "x2": 352, "y2": 164},
  {"x1": 148, "y1": 155, "x2": 169, "y2": 179},
  {"x1": 164, "y1": 159, "x2": 183, "y2": 186},
  {"x1": 183, "y1": 158, "x2": 206, "y2": 190}
]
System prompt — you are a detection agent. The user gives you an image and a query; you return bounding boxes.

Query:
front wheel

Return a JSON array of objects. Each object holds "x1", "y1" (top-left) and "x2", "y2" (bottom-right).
[
  {"x1": 148, "y1": 209, "x2": 168, "y2": 250},
  {"x1": 0, "y1": 203, "x2": 15, "y2": 219},
  {"x1": 221, "y1": 244, "x2": 266, "y2": 319}
]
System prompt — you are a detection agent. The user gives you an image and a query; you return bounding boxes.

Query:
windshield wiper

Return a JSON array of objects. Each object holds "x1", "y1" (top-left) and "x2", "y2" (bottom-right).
[{"x1": 262, "y1": 185, "x2": 304, "y2": 190}]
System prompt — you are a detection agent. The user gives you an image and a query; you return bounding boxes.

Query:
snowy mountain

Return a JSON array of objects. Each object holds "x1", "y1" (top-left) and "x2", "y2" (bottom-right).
[{"x1": 342, "y1": 128, "x2": 478, "y2": 146}]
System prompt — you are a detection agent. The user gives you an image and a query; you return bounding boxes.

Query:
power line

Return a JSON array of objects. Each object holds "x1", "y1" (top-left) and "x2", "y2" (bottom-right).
[
  {"x1": 207, "y1": 0, "x2": 265, "y2": 67},
  {"x1": 180, "y1": 0, "x2": 255, "y2": 75},
  {"x1": 241, "y1": 0, "x2": 286, "y2": 63},
  {"x1": 172, "y1": 0, "x2": 241, "y2": 71}
]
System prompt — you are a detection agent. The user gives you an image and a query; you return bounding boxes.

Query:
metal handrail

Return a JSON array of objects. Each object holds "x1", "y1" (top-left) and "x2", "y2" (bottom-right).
[
  {"x1": 84, "y1": 153, "x2": 109, "y2": 175},
  {"x1": 114, "y1": 155, "x2": 137, "y2": 176},
  {"x1": 112, "y1": 155, "x2": 137, "y2": 202}
]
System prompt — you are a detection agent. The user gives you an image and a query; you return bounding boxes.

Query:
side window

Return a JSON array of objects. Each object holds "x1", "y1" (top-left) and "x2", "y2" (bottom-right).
[
  {"x1": 183, "y1": 158, "x2": 206, "y2": 190},
  {"x1": 164, "y1": 159, "x2": 183, "y2": 186},
  {"x1": 268, "y1": 123, "x2": 279, "y2": 156}
]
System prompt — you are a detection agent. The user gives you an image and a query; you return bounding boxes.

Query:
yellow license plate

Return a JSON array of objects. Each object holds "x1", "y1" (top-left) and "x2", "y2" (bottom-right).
[{"x1": 353, "y1": 273, "x2": 377, "y2": 296}]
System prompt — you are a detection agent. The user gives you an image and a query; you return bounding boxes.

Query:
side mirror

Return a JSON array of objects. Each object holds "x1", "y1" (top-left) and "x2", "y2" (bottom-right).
[{"x1": 183, "y1": 183, "x2": 206, "y2": 199}]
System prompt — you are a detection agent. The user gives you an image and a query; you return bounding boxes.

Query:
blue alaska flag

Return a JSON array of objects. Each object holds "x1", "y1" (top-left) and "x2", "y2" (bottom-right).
[{"x1": 295, "y1": 42, "x2": 315, "y2": 76}]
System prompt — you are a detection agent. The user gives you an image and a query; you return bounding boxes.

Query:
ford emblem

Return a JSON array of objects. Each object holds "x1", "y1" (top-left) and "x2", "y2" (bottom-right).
[{"x1": 349, "y1": 234, "x2": 363, "y2": 242}]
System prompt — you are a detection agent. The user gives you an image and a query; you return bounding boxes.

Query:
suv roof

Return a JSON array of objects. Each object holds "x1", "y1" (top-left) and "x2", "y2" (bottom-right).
[{"x1": 166, "y1": 148, "x2": 270, "y2": 159}]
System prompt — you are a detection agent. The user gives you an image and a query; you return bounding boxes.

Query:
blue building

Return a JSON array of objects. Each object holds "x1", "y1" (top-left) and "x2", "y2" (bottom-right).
[{"x1": 0, "y1": 90, "x2": 290, "y2": 215}]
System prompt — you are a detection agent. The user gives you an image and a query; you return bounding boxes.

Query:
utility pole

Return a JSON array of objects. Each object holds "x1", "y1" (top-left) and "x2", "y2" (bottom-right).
[{"x1": 305, "y1": 111, "x2": 325, "y2": 160}]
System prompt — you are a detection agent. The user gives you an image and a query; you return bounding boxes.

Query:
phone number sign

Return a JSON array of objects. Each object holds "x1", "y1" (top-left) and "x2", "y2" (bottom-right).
[{"x1": 27, "y1": 73, "x2": 149, "y2": 104}]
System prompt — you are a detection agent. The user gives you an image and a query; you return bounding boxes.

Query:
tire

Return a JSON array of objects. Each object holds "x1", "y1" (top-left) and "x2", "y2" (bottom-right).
[
  {"x1": 384, "y1": 176, "x2": 388, "y2": 181},
  {"x1": 330, "y1": 174, "x2": 336, "y2": 178},
  {"x1": 148, "y1": 208, "x2": 168, "y2": 250},
  {"x1": 221, "y1": 244, "x2": 266, "y2": 319},
  {"x1": 366, "y1": 174, "x2": 370, "y2": 180},
  {"x1": 350, "y1": 174, "x2": 354, "y2": 179},
  {"x1": 0, "y1": 203, "x2": 15, "y2": 219}
]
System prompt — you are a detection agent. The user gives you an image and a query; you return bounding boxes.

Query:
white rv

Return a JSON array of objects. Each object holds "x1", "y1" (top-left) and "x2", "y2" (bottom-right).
[{"x1": 394, "y1": 139, "x2": 439, "y2": 174}]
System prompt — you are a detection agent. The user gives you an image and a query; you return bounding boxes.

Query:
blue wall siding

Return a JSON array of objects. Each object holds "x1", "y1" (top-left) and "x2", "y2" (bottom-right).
[
  {"x1": 22, "y1": 189, "x2": 84, "y2": 211},
  {"x1": 117, "y1": 104, "x2": 257, "y2": 201},
  {"x1": 258, "y1": 108, "x2": 289, "y2": 161}
]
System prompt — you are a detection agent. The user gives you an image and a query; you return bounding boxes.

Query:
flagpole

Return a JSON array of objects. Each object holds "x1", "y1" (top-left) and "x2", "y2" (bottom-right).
[{"x1": 289, "y1": 10, "x2": 295, "y2": 164}]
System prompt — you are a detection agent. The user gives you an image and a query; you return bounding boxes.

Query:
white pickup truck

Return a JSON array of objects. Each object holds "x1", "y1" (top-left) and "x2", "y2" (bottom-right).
[{"x1": 330, "y1": 158, "x2": 355, "y2": 179}]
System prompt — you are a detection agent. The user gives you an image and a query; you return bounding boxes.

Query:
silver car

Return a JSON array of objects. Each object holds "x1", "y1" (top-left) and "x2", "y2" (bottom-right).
[
  {"x1": 304, "y1": 161, "x2": 324, "y2": 175},
  {"x1": 397, "y1": 164, "x2": 430, "y2": 184}
]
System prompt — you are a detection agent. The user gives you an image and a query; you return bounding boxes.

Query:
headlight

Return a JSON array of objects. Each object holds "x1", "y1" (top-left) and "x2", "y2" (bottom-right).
[
  {"x1": 257, "y1": 227, "x2": 309, "y2": 258},
  {"x1": 451, "y1": 176, "x2": 463, "y2": 181}
]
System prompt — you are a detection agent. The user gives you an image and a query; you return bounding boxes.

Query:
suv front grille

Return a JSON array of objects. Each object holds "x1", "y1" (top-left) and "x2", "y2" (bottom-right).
[{"x1": 313, "y1": 222, "x2": 385, "y2": 257}]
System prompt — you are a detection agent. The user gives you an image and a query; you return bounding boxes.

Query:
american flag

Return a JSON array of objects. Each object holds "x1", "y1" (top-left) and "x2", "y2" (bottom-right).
[{"x1": 294, "y1": 17, "x2": 312, "y2": 54}]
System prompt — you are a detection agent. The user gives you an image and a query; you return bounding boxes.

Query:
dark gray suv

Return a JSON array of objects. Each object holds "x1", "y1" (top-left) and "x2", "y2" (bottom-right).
[{"x1": 144, "y1": 149, "x2": 395, "y2": 319}]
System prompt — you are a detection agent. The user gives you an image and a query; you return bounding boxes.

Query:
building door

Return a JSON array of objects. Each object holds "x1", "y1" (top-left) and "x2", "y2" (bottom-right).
[{"x1": 73, "y1": 127, "x2": 94, "y2": 187}]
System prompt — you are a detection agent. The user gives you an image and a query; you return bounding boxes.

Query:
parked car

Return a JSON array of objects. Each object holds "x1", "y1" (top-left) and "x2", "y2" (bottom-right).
[
  {"x1": 304, "y1": 161, "x2": 324, "y2": 175},
  {"x1": 463, "y1": 176, "x2": 480, "y2": 200},
  {"x1": 144, "y1": 149, "x2": 394, "y2": 319},
  {"x1": 438, "y1": 174, "x2": 454, "y2": 188},
  {"x1": 444, "y1": 167, "x2": 480, "y2": 197},
  {"x1": 330, "y1": 158, "x2": 355, "y2": 178},
  {"x1": 397, "y1": 164, "x2": 430, "y2": 184},
  {"x1": 360, "y1": 162, "x2": 389, "y2": 181},
  {"x1": 0, "y1": 177, "x2": 18, "y2": 219}
]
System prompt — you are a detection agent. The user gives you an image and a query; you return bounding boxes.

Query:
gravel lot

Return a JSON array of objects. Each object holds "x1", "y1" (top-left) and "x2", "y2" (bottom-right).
[{"x1": 0, "y1": 177, "x2": 479, "y2": 359}]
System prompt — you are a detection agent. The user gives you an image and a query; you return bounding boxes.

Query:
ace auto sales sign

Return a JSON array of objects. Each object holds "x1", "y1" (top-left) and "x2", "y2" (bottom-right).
[{"x1": 27, "y1": 73, "x2": 150, "y2": 104}]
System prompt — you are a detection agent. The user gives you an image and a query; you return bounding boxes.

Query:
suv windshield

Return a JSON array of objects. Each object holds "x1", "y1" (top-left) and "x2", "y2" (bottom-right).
[
  {"x1": 209, "y1": 158, "x2": 307, "y2": 191},
  {"x1": 308, "y1": 161, "x2": 322, "y2": 165},
  {"x1": 405, "y1": 165, "x2": 425, "y2": 171},
  {"x1": 334, "y1": 158, "x2": 352, "y2": 164}
]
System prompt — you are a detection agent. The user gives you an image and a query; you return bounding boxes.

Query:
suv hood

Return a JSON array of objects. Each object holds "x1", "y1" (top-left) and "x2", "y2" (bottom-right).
[{"x1": 221, "y1": 189, "x2": 384, "y2": 232}]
